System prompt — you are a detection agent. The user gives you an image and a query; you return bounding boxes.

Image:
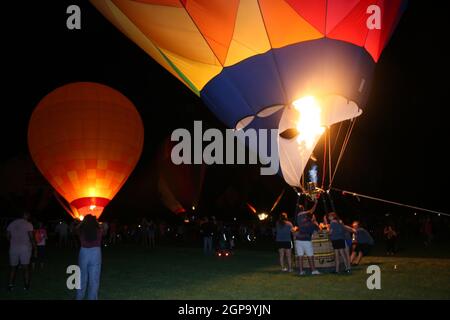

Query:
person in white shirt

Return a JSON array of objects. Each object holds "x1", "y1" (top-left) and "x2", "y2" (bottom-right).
[{"x1": 6, "y1": 212, "x2": 36, "y2": 291}]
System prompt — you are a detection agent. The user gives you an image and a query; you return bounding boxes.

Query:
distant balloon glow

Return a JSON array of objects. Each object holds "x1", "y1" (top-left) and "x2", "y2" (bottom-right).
[{"x1": 257, "y1": 212, "x2": 269, "y2": 221}]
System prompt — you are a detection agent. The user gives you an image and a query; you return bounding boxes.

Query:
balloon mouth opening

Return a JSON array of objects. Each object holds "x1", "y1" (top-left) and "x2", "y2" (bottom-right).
[
  {"x1": 292, "y1": 95, "x2": 326, "y2": 148},
  {"x1": 70, "y1": 197, "x2": 110, "y2": 220},
  {"x1": 278, "y1": 94, "x2": 363, "y2": 187}
]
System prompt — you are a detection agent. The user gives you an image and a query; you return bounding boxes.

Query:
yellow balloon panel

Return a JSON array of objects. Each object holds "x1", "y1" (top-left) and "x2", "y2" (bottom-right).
[
  {"x1": 112, "y1": 0, "x2": 221, "y2": 66},
  {"x1": 91, "y1": 0, "x2": 195, "y2": 93},
  {"x1": 93, "y1": 0, "x2": 223, "y2": 92},
  {"x1": 224, "y1": 0, "x2": 271, "y2": 67},
  {"x1": 159, "y1": 48, "x2": 222, "y2": 92}
]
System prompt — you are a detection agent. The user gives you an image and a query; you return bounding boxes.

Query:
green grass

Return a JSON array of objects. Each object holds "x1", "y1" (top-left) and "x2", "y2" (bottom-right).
[{"x1": 1, "y1": 242, "x2": 449, "y2": 300}]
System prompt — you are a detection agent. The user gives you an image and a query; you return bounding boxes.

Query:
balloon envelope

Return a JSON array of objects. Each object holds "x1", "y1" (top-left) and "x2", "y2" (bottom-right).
[
  {"x1": 28, "y1": 82, "x2": 144, "y2": 219},
  {"x1": 91, "y1": 0, "x2": 406, "y2": 186},
  {"x1": 157, "y1": 137, "x2": 205, "y2": 214}
]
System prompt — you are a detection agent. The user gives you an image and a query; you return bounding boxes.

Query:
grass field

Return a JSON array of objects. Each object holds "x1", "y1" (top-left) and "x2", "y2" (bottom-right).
[{"x1": 1, "y1": 241, "x2": 450, "y2": 300}]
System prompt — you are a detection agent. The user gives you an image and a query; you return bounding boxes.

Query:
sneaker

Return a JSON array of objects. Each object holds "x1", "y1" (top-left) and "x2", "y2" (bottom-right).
[
  {"x1": 345, "y1": 269, "x2": 352, "y2": 274},
  {"x1": 24, "y1": 284, "x2": 30, "y2": 291},
  {"x1": 311, "y1": 270, "x2": 321, "y2": 275},
  {"x1": 298, "y1": 271, "x2": 306, "y2": 276},
  {"x1": 7, "y1": 284, "x2": 14, "y2": 292},
  {"x1": 281, "y1": 267, "x2": 288, "y2": 272}
]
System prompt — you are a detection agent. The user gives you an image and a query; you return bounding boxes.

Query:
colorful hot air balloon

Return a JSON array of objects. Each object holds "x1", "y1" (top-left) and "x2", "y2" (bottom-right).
[
  {"x1": 28, "y1": 82, "x2": 144, "y2": 220},
  {"x1": 90, "y1": 0, "x2": 406, "y2": 187}
]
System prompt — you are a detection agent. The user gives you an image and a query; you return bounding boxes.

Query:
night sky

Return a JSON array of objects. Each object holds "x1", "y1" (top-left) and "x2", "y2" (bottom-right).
[{"x1": 1, "y1": 1, "x2": 448, "y2": 223}]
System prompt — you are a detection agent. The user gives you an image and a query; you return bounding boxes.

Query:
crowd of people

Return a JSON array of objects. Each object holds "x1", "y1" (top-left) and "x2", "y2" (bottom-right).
[
  {"x1": 274, "y1": 200, "x2": 378, "y2": 275},
  {"x1": 3, "y1": 212, "x2": 260, "y2": 298},
  {"x1": 3, "y1": 205, "x2": 439, "y2": 299}
]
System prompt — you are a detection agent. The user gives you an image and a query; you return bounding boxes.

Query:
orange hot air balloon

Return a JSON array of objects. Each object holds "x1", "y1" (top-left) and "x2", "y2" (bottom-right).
[{"x1": 28, "y1": 82, "x2": 144, "y2": 220}]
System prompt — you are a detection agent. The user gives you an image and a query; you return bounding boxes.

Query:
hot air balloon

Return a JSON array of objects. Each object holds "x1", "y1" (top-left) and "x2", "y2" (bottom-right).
[
  {"x1": 247, "y1": 189, "x2": 285, "y2": 221},
  {"x1": 28, "y1": 82, "x2": 144, "y2": 220},
  {"x1": 90, "y1": 0, "x2": 406, "y2": 190},
  {"x1": 0, "y1": 155, "x2": 52, "y2": 215},
  {"x1": 157, "y1": 137, "x2": 206, "y2": 215}
]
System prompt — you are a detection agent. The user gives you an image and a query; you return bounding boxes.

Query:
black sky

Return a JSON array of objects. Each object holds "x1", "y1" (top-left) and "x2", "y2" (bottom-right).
[{"x1": 1, "y1": 0, "x2": 448, "y2": 221}]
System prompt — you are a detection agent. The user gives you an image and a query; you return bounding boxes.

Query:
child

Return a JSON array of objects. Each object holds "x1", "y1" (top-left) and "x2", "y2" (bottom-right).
[{"x1": 34, "y1": 222, "x2": 48, "y2": 270}]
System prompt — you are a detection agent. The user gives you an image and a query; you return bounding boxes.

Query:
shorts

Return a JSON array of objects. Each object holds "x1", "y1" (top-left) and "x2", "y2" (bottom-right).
[
  {"x1": 9, "y1": 246, "x2": 32, "y2": 266},
  {"x1": 276, "y1": 241, "x2": 292, "y2": 249},
  {"x1": 294, "y1": 240, "x2": 314, "y2": 257},
  {"x1": 355, "y1": 243, "x2": 371, "y2": 256},
  {"x1": 331, "y1": 239, "x2": 346, "y2": 250},
  {"x1": 345, "y1": 239, "x2": 353, "y2": 249},
  {"x1": 36, "y1": 246, "x2": 46, "y2": 261}
]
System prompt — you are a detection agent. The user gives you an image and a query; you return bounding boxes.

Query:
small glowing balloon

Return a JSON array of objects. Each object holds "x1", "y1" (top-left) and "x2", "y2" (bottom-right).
[{"x1": 28, "y1": 82, "x2": 144, "y2": 220}]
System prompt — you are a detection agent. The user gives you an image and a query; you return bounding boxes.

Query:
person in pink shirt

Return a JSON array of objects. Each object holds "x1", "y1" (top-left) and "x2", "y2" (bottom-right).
[
  {"x1": 33, "y1": 222, "x2": 48, "y2": 270},
  {"x1": 6, "y1": 212, "x2": 36, "y2": 291}
]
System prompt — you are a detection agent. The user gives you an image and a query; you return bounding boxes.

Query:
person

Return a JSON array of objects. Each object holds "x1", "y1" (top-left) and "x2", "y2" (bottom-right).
[
  {"x1": 141, "y1": 218, "x2": 150, "y2": 246},
  {"x1": 109, "y1": 220, "x2": 117, "y2": 245},
  {"x1": 122, "y1": 224, "x2": 130, "y2": 242},
  {"x1": 148, "y1": 220, "x2": 156, "y2": 248},
  {"x1": 176, "y1": 223, "x2": 185, "y2": 241},
  {"x1": 217, "y1": 222, "x2": 231, "y2": 252},
  {"x1": 327, "y1": 212, "x2": 351, "y2": 274},
  {"x1": 55, "y1": 220, "x2": 69, "y2": 248},
  {"x1": 384, "y1": 223, "x2": 398, "y2": 255},
  {"x1": 275, "y1": 213, "x2": 294, "y2": 272},
  {"x1": 343, "y1": 224, "x2": 354, "y2": 264},
  {"x1": 293, "y1": 212, "x2": 320, "y2": 275},
  {"x1": 200, "y1": 217, "x2": 216, "y2": 255},
  {"x1": 159, "y1": 221, "x2": 166, "y2": 238},
  {"x1": 69, "y1": 220, "x2": 79, "y2": 249},
  {"x1": 33, "y1": 222, "x2": 48, "y2": 270},
  {"x1": 6, "y1": 212, "x2": 36, "y2": 291},
  {"x1": 76, "y1": 214, "x2": 103, "y2": 300},
  {"x1": 422, "y1": 217, "x2": 433, "y2": 246},
  {"x1": 350, "y1": 221, "x2": 374, "y2": 266},
  {"x1": 101, "y1": 221, "x2": 109, "y2": 244},
  {"x1": 328, "y1": 213, "x2": 353, "y2": 267}
]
